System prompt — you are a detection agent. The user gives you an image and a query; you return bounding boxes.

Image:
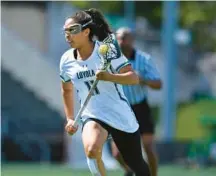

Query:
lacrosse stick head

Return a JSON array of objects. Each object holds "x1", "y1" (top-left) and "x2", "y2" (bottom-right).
[
  {"x1": 98, "y1": 33, "x2": 122, "y2": 63},
  {"x1": 99, "y1": 44, "x2": 109, "y2": 57},
  {"x1": 98, "y1": 44, "x2": 110, "y2": 69}
]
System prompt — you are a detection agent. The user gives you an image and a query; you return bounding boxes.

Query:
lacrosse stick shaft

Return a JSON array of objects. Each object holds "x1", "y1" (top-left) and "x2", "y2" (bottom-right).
[
  {"x1": 73, "y1": 62, "x2": 111, "y2": 127},
  {"x1": 73, "y1": 79, "x2": 99, "y2": 127}
]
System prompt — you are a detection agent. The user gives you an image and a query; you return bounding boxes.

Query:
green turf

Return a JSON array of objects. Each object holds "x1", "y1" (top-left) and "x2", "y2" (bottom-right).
[{"x1": 1, "y1": 164, "x2": 216, "y2": 176}]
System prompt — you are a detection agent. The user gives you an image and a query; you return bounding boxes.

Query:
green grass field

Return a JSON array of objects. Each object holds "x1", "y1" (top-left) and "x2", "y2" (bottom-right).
[{"x1": 2, "y1": 164, "x2": 216, "y2": 176}]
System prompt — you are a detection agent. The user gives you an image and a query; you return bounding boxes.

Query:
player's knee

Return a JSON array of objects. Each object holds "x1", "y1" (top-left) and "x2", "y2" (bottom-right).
[{"x1": 85, "y1": 144, "x2": 101, "y2": 158}]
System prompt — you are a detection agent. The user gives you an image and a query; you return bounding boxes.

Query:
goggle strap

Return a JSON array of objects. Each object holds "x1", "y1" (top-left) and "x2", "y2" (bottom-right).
[{"x1": 82, "y1": 20, "x2": 93, "y2": 28}]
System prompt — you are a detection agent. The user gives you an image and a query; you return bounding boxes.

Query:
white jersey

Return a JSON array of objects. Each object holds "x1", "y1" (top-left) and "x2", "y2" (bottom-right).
[{"x1": 60, "y1": 41, "x2": 139, "y2": 133}]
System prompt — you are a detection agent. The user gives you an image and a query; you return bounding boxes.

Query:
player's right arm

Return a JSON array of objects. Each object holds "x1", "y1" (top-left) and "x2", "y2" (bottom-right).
[
  {"x1": 61, "y1": 82, "x2": 77, "y2": 135},
  {"x1": 61, "y1": 81, "x2": 74, "y2": 122},
  {"x1": 60, "y1": 52, "x2": 77, "y2": 135}
]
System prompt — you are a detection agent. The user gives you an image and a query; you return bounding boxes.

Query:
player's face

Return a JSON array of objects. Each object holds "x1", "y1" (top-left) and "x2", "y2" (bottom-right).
[
  {"x1": 116, "y1": 33, "x2": 134, "y2": 50},
  {"x1": 63, "y1": 18, "x2": 90, "y2": 48}
]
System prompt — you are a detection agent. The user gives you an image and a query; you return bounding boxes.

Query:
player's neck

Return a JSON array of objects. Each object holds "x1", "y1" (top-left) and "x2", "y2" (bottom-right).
[{"x1": 77, "y1": 42, "x2": 95, "y2": 61}]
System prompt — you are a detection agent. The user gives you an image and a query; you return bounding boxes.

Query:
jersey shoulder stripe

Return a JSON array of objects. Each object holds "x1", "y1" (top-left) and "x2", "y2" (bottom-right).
[{"x1": 115, "y1": 61, "x2": 131, "y2": 73}]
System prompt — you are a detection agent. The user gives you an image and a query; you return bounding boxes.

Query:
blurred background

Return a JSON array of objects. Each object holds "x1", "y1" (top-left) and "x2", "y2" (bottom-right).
[{"x1": 1, "y1": 1, "x2": 216, "y2": 176}]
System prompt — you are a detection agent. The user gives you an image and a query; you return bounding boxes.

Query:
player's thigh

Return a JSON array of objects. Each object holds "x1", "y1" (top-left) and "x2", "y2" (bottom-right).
[
  {"x1": 111, "y1": 129, "x2": 143, "y2": 163},
  {"x1": 112, "y1": 129, "x2": 150, "y2": 175},
  {"x1": 82, "y1": 119, "x2": 108, "y2": 155}
]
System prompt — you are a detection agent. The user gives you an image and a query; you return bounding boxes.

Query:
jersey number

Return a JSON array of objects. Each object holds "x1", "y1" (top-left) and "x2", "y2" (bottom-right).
[{"x1": 84, "y1": 80, "x2": 100, "y2": 95}]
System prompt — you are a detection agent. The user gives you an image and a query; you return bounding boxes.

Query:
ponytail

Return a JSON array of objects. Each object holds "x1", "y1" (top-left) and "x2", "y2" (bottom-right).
[{"x1": 85, "y1": 8, "x2": 112, "y2": 41}]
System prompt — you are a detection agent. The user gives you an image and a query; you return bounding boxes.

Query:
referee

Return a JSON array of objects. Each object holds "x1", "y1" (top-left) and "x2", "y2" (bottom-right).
[{"x1": 111, "y1": 27, "x2": 162, "y2": 176}]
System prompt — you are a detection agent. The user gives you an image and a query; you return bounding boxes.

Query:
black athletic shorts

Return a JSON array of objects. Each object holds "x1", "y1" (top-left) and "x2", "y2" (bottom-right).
[
  {"x1": 82, "y1": 118, "x2": 111, "y2": 136},
  {"x1": 131, "y1": 99, "x2": 155, "y2": 134}
]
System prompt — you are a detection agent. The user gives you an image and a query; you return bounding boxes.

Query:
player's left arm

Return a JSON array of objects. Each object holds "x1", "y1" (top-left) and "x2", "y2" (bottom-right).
[
  {"x1": 108, "y1": 64, "x2": 139, "y2": 85},
  {"x1": 96, "y1": 55, "x2": 139, "y2": 85}
]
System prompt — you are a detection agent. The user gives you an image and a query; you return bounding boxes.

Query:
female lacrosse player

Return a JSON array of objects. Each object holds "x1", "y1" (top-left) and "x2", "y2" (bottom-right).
[{"x1": 60, "y1": 8, "x2": 150, "y2": 176}]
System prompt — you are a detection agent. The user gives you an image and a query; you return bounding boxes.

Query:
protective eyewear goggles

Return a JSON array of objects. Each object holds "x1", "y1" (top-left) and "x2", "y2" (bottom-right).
[{"x1": 64, "y1": 20, "x2": 93, "y2": 35}]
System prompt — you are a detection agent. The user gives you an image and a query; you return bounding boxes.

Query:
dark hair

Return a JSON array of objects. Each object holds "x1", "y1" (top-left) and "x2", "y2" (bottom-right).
[{"x1": 69, "y1": 8, "x2": 112, "y2": 41}]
